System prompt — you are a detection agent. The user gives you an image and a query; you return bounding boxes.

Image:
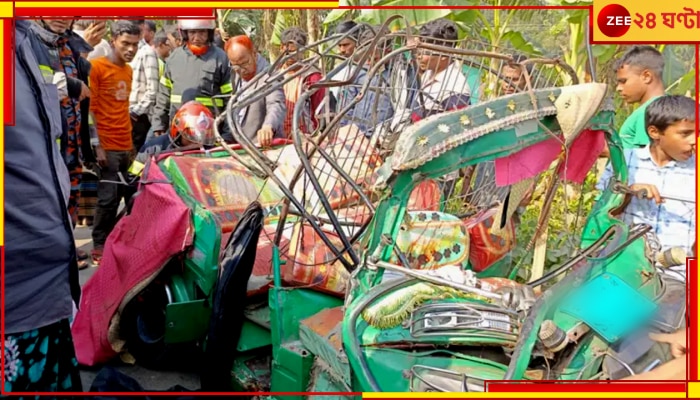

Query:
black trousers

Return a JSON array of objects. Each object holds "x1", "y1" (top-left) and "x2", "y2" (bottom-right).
[
  {"x1": 92, "y1": 150, "x2": 132, "y2": 249},
  {"x1": 132, "y1": 113, "x2": 151, "y2": 153}
]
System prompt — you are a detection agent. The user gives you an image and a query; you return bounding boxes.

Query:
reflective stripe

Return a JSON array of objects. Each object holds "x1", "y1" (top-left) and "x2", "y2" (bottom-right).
[
  {"x1": 128, "y1": 160, "x2": 145, "y2": 177},
  {"x1": 158, "y1": 59, "x2": 165, "y2": 79},
  {"x1": 195, "y1": 97, "x2": 224, "y2": 107},
  {"x1": 220, "y1": 82, "x2": 233, "y2": 94},
  {"x1": 160, "y1": 76, "x2": 173, "y2": 88},
  {"x1": 88, "y1": 113, "x2": 95, "y2": 126},
  {"x1": 39, "y1": 64, "x2": 54, "y2": 84},
  {"x1": 170, "y1": 95, "x2": 224, "y2": 107}
]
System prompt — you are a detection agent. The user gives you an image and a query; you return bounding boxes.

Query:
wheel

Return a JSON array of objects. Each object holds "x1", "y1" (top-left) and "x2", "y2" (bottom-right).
[
  {"x1": 120, "y1": 280, "x2": 170, "y2": 369},
  {"x1": 120, "y1": 279, "x2": 200, "y2": 370}
]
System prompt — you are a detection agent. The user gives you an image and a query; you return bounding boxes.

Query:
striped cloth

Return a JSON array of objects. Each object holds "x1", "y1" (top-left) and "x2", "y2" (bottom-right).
[{"x1": 78, "y1": 170, "x2": 98, "y2": 220}]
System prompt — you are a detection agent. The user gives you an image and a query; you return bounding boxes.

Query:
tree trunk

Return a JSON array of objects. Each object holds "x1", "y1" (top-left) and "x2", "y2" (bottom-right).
[
  {"x1": 262, "y1": 10, "x2": 274, "y2": 56},
  {"x1": 306, "y1": 10, "x2": 317, "y2": 44}
]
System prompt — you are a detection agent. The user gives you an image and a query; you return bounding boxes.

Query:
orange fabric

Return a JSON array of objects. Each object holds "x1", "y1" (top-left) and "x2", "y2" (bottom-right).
[
  {"x1": 187, "y1": 44, "x2": 209, "y2": 56},
  {"x1": 89, "y1": 57, "x2": 134, "y2": 151}
]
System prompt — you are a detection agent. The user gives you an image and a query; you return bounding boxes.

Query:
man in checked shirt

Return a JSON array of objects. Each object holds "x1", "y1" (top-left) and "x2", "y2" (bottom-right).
[
  {"x1": 597, "y1": 95, "x2": 696, "y2": 282},
  {"x1": 129, "y1": 19, "x2": 160, "y2": 152}
]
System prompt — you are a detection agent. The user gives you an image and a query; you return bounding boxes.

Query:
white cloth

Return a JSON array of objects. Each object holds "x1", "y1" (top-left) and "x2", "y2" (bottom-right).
[
  {"x1": 419, "y1": 61, "x2": 471, "y2": 112},
  {"x1": 73, "y1": 29, "x2": 111, "y2": 60},
  {"x1": 52, "y1": 71, "x2": 68, "y2": 99}
]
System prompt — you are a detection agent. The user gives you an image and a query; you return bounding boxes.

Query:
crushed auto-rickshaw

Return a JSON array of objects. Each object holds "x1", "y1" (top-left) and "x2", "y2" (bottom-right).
[{"x1": 72, "y1": 16, "x2": 686, "y2": 397}]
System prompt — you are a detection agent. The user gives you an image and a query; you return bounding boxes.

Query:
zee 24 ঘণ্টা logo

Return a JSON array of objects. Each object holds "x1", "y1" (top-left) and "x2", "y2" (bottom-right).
[{"x1": 598, "y1": 3, "x2": 700, "y2": 38}]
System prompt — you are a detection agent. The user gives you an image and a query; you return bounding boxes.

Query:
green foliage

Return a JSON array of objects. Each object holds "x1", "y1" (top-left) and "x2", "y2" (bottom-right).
[
  {"x1": 509, "y1": 167, "x2": 601, "y2": 283},
  {"x1": 218, "y1": 10, "x2": 260, "y2": 38},
  {"x1": 354, "y1": 0, "x2": 458, "y2": 30}
]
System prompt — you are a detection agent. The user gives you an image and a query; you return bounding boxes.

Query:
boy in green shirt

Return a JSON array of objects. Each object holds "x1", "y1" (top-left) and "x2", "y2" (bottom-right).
[{"x1": 614, "y1": 46, "x2": 666, "y2": 149}]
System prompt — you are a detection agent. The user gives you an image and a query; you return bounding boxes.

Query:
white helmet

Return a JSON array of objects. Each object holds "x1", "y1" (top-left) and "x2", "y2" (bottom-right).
[{"x1": 178, "y1": 19, "x2": 216, "y2": 31}]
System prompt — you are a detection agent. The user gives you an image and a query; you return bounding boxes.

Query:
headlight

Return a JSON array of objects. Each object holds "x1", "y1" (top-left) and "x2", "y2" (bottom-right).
[{"x1": 409, "y1": 365, "x2": 486, "y2": 392}]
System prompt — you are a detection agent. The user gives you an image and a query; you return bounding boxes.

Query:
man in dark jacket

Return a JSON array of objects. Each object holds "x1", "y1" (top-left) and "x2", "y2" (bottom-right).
[
  {"x1": 4, "y1": 19, "x2": 83, "y2": 393},
  {"x1": 151, "y1": 18, "x2": 233, "y2": 141}
]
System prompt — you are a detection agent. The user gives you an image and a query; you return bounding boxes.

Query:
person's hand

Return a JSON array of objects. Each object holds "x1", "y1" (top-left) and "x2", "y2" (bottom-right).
[
  {"x1": 693, "y1": 240, "x2": 697, "y2": 257},
  {"x1": 95, "y1": 145, "x2": 108, "y2": 168},
  {"x1": 650, "y1": 330, "x2": 687, "y2": 359},
  {"x1": 154, "y1": 130, "x2": 165, "y2": 137},
  {"x1": 83, "y1": 161, "x2": 97, "y2": 171},
  {"x1": 256, "y1": 125, "x2": 274, "y2": 147},
  {"x1": 79, "y1": 82, "x2": 91, "y2": 101},
  {"x1": 630, "y1": 183, "x2": 663, "y2": 205},
  {"x1": 83, "y1": 21, "x2": 107, "y2": 48}
]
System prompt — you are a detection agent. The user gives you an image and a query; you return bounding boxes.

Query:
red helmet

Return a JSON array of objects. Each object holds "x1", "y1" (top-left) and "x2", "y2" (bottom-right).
[{"x1": 170, "y1": 101, "x2": 216, "y2": 146}]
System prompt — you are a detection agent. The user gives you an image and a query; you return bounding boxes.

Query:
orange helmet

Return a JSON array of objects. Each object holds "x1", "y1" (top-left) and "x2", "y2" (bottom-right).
[{"x1": 170, "y1": 101, "x2": 216, "y2": 146}]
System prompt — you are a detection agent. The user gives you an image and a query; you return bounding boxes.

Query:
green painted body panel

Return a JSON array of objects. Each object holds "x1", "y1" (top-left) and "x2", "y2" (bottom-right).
[
  {"x1": 270, "y1": 341, "x2": 315, "y2": 397},
  {"x1": 237, "y1": 321, "x2": 273, "y2": 352},
  {"x1": 164, "y1": 300, "x2": 211, "y2": 344},
  {"x1": 268, "y1": 288, "x2": 344, "y2": 352},
  {"x1": 159, "y1": 156, "x2": 222, "y2": 298}
]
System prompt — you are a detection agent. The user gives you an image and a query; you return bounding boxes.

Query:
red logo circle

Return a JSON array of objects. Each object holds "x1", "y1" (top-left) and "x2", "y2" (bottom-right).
[{"x1": 597, "y1": 4, "x2": 632, "y2": 38}]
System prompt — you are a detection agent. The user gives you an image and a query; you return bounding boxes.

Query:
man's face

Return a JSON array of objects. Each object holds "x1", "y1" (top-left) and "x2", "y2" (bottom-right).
[
  {"x1": 144, "y1": 26, "x2": 155, "y2": 44},
  {"x1": 187, "y1": 29, "x2": 209, "y2": 47},
  {"x1": 500, "y1": 65, "x2": 526, "y2": 95},
  {"x1": 616, "y1": 64, "x2": 648, "y2": 104},
  {"x1": 112, "y1": 33, "x2": 140, "y2": 63},
  {"x1": 156, "y1": 42, "x2": 172, "y2": 60},
  {"x1": 337, "y1": 38, "x2": 356, "y2": 57},
  {"x1": 43, "y1": 19, "x2": 72, "y2": 34},
  {"x1": 228, "y1": 44, "x2": 257, "y2": 81},
  {"x1": 417, "y1": 48, "x2": 445, "y2": 73},
  {"x1": 281, "y1": 42, "x2": 303, "y2": 67},
  {"x1": 651, "y1": 119, "x2": 696, "y2": 162}
]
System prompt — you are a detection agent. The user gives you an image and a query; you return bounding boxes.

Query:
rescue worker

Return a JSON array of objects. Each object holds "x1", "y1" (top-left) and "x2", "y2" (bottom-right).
[{"x1": 150, "y1": 19, "x2": 233, "y2": 142}]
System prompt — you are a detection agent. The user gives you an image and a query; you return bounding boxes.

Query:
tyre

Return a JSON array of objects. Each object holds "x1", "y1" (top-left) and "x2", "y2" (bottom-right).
[{"x1": 120, "y1": 279, "x2": 200, "y2": 370}]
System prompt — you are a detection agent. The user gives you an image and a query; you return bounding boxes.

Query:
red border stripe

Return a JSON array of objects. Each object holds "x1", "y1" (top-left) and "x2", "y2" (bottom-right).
[
  {"x1": 2, "y1": 4, "x2": 698, "y2": 398},
  {"x1": 4, "y1": 19, "x2": 14, "y2": 126}
]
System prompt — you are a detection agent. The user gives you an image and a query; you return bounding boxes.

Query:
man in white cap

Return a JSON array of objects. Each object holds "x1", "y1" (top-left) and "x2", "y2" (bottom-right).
[{"x1": 151, "y1": 18, "x2": 234, "y2": 141}]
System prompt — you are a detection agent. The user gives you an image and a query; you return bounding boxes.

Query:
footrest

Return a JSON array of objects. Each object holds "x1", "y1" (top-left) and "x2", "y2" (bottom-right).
[{"x1": 299, "y1": 306, "x2": 351, "y2": 388}]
